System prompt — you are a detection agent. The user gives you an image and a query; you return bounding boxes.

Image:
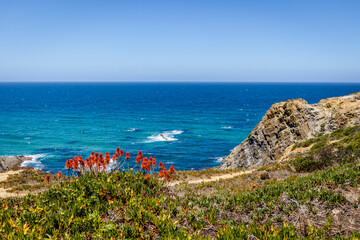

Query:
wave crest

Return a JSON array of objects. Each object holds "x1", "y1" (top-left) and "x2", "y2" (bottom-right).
[
  {"x1": 126, "y1": 128, "x2": 138, "y2": 132},
  {"x1": 21, "y1": 154, "x2": 46, "y2": 169},
  {"x1": 145, "y1": 130, "x2": 183, "y2": 143}
]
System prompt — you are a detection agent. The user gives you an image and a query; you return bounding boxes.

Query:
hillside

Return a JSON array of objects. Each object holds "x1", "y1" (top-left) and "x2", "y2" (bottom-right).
[
  {"x1": 1, "y1": 125, "x2": 360, "y2": 239},
  {"x1": 219, "y1": 92, "x2": 360, "y2": 169}
]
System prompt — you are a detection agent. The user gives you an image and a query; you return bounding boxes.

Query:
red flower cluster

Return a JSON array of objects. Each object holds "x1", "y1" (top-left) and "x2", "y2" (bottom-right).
[
  {"x1": 158, "y1": 161, "x2": 171, "y2": 182},
  {"x1": 135, "y1": 152, "x2": 175, "y2": 182},
  {"x1": 169, "y1": 165, "x2": 175, "y2": 174},
  {"x1": 64, "y1": 147, "x2": 176, "y2": 181},
  {"x1": 112, "y1": 147, "x2": 124, "y2": 161},
  {"x1": 65, "y1": 147, "x2": 127, "y2": 176},
  {"x1": 136, "y1": 151, "x2": 143, "y2": 164},
  {"x1": 46, "y1": 175, "x2": 50, "y2": 183},
  {"x1": 57, "y1": 171, "x2": 62, "y2": 178},
  {"x1": 141, "y1": 157, "x2": 156, "y2": 171}
]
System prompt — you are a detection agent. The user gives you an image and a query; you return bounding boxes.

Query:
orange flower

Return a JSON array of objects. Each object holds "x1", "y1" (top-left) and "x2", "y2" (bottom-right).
[
  {"x1": 120, "y1": 149, "x2": 124, "y2": 157},
  {"x1": 46, "y1": 175, "x2": 50, "y2": 183},
  {"x1": 149, "y1": 157, "x2": 155, "y2": 168},
  {"x1": 73, "y1": 156, "x2": 79, "y2": 170},
  {"x1": 57, "y1": 171, "x2": 62, "y2": 178},
  {"x1": 141, "y1": 157, "x2": 151, "y2": 171},
  {"x1": 169, "y1": 165, "x2": 175, "y2": 174},
  {"x1": 78, "y1": 156, "x2": 85, "y2": 168},
  {"x1": 145, "y1": 174, "x2": 151, "y2": 180},
  {"x1": 159, "y1": 161, "x2": 165, "y2": 170},
  {"x1": 164, "y1": 169, "x2": 171, "y2": 182},
  {"x1": 136, "y1": 151, "x2": 143, "y2": 164},
  {"x1": 152, "y1": 157, "x2": 156, "y2": 168},
  {"x1": 126, "y1": 152, "x2": 130, "y2": 160},
  {"x1": 85, "y1": 157, "x2": 90, "y2": 166},
  {"x1": 105, "y1": 152, "x2": 110, "y2": 164},
  {"x1": 66, "y1": 159, "x2": 74, "y2": 169}
]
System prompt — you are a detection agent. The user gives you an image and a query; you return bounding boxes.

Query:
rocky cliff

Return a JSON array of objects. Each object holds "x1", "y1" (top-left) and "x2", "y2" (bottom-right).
[{"x1": 219, "y1": 92, "x2": 360, "y2": 169}]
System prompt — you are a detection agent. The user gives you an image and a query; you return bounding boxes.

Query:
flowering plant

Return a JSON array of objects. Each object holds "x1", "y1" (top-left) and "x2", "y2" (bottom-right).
[
  {"x1": 65, "y1": 147, "x2": 175, "y2": 181},
  {"x1": 135, "y1": 150, "x2": 175, "y2": 181}
]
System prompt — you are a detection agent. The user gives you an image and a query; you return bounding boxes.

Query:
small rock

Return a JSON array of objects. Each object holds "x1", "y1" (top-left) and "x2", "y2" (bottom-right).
[{"x1": 0, "y1": 156, "x2": 30, "y2": 172}]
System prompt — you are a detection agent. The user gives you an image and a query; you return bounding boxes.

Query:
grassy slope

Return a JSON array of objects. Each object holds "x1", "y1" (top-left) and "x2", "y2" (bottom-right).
[{"x1": 1, "y1": 126, "x2": 360, "y2": 239}]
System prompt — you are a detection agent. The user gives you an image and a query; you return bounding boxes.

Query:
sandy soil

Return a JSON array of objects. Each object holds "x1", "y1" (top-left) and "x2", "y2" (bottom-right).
[
  {"x1": 169, "y1": 169, "x2": 256, "y2": 186},
  {"x1": 0, "y1": 169, "x2": 28, "y2": 198}
]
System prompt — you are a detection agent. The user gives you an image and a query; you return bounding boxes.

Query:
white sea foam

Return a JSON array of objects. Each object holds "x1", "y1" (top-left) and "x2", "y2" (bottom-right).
[
  {"x1": 221, "y1": 126, "x2": 233, "y2": 129},
  {"x1": 126, "y1": 128, "x2": 137, "y2": 132},
  {"x1": 209, "y1": 156, "x2": 224, "y2": 163},
  {"x1": 145, "y1": 130, "x2": 183, "y2": 143},
  {"x1": 21, "y1": 154, "x2": 46, "y2": 169}
]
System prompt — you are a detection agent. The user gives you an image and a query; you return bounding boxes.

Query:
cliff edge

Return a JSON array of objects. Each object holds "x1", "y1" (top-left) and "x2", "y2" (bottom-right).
[{"x1": 219, "y1": 92, "x2": 360, "y2": 169}]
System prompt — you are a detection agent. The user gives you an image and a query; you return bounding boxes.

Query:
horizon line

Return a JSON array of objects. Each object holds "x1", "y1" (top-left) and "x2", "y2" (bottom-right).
[{"x1": 0, "y1": 81, "x2": 360, "y2": 84}]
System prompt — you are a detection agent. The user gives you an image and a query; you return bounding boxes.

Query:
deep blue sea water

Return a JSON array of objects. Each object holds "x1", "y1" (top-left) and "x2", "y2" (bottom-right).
[{"x1": 1, "y1": 82, "x2": 360, "y2": 173}]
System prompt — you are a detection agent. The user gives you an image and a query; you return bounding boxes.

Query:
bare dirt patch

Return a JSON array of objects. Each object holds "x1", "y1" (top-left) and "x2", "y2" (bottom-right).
[{"x1": 0, "y1": 168, "x2": 65, "y2": 198}]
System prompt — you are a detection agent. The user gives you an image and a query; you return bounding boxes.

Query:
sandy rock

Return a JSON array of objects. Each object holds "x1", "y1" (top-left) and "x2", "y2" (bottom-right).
[
  {"x1": 0, "y1": 156, "x2": 31, "y2": 172},
  {"x1": 219, "y1": 92, "x2": 360, "y2": 169}
]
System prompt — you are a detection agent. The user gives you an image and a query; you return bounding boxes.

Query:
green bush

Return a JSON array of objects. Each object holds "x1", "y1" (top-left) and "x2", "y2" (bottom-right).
[{"x1": 291, "y1": 125, "x2": 360, "y2": 172}]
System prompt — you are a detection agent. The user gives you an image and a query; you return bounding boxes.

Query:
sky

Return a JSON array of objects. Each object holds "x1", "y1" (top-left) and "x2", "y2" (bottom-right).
[{"x1": 0, "y1": 0, "x2": 359, "y2": 82}]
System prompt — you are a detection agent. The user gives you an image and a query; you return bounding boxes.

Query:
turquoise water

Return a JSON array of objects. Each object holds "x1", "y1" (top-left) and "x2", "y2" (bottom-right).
[{"x1": 1, "y1": 82, "x2": 359, "y2": 173}]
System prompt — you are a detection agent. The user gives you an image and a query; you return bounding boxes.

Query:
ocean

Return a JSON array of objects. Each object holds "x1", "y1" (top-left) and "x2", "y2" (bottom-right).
[{"x1": 1, "y1": 82, "x2": 359, "y2": 173}]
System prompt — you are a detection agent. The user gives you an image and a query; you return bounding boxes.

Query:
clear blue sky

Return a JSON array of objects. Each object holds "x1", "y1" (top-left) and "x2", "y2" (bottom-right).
[{"x1": 0, "y1": 0, "x2": 359, "y2": 82}]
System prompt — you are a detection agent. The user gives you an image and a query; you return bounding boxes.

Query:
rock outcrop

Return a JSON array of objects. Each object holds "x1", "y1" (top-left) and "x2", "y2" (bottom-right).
[
  {"x1": 0, "y1": 156, "x2": 31, "y2": 172},
  {"x1": 219, "y1": 92, "x2": 360, "y2": 169}
]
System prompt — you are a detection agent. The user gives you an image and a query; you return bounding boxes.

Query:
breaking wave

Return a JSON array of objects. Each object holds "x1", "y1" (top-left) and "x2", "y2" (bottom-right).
[
  {"x1": 21, "y1": 154, "x2": 46, "y2": 169},
  {"x1": 126, "y1": 128, "x2": 138, "y2": 132},
  {"x1": 145, "y1": 130, "x2": 183, "y2": 143}
]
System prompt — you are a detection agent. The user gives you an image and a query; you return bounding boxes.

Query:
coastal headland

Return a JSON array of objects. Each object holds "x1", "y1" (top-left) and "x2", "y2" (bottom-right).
[{"x1": 1, "y1": 92, "x2": 360, "y2": 238}]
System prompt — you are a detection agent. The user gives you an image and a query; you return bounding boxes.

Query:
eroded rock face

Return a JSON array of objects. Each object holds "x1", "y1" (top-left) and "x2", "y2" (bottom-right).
[
  {"x1": 0, "y1": 156, "x2": 31, "y2": 172},
  {"x1": 219, "y1": 92, "x2": 360, "y2": 169}
]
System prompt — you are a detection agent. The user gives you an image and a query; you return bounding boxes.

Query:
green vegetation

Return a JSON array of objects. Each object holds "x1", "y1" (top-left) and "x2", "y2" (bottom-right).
[
  {"x1": 1, "y1": 126, "x2": 360, "y2": 239},
  {"x1": 0, "y1": 168, "x2": 64, "y2": 193},
  {"x1": 290, "y1": 126, "x2": 360, "y2": 172},
  {"x1": 2, "y1": 165, "x2": 360, "y2": 239},
  {"x1": 291, "y1": 134, "x2": 328, "y2": 150},
  {"x1": 0, "y1": 171, "x2": 174, "y2": 239}
]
